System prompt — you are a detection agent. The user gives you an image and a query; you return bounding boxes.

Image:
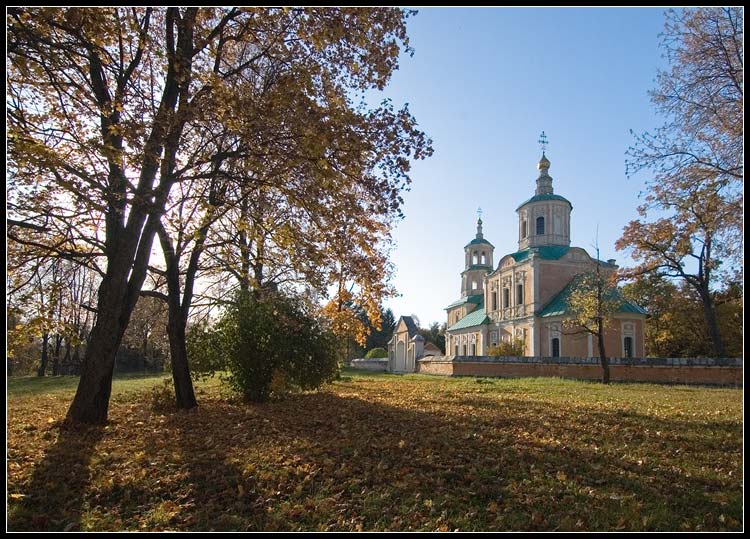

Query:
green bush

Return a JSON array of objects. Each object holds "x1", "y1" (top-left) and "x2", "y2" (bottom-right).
[
  {"x1": 364, "y1": 347, "x2": 388, "y2": 359},
  {"x1": 487, "y1": 339, "x2": 526, "y2": 357},
  {"x1": 187, "y1": 291, "x2": 338, "y2": 402}
]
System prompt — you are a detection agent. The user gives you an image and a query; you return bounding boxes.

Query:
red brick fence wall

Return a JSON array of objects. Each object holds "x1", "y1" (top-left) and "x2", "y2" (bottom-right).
[{"x1": 415, "y1": 356, "x2": 742, "y2": 386}]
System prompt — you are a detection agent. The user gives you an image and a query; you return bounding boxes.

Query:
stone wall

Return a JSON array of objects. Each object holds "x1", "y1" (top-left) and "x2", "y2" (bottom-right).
[
  {"x1": 415, "y1": 356, "x2": 743, "y2": 386},
  {"x1": 349, "y1": 358, "x2": 388, "y2": 372}
]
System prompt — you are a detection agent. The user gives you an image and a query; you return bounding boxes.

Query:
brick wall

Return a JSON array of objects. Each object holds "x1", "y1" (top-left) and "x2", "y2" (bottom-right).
[{"x1": 415, "y1": 356, "x2": 742, "y2": 386}]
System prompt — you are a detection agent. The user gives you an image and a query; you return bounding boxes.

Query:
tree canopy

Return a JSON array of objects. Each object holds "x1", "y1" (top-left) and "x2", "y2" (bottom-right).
[{"x1": 618, "y1": 7, "x2": 743, "y2": 358}]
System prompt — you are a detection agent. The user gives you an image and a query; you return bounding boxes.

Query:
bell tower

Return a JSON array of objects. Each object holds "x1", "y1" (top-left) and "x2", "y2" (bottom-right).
[{"x1": 461, "y1": 209, "x2": 494, "y2": 297}]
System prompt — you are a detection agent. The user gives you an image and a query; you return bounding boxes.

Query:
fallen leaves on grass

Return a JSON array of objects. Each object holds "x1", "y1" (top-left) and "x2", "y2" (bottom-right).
[{"x1": 6, "y1": 375, "x2": 743, "y2": 531}]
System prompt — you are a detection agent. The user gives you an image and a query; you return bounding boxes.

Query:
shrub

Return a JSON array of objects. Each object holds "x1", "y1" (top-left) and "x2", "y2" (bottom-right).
[
  {"x1": 487, "y1": 339, "x2": 526, "y2": 357},
  {"x1": 187, "y1": 291, "x2": 338, "y2": 402},
  {"x1": 150, "y1": 379, "x2": 176, "y2": 413},
  {"x1": 364, "y1": 347, "x2": 388, "y2": 359}
]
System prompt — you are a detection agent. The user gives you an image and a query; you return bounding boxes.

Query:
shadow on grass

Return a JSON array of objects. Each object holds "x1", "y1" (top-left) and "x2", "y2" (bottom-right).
[
  {"x1": 8, "y1": 421, "x2": 105, "y2": 531},
  {"x1": 7, "y1": 386, "x2": 742, "y2": 531}
]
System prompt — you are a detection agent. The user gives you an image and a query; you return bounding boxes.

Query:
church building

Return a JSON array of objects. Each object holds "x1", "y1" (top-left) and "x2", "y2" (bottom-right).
[{"x1": 444, "y1": 150, "x2": 647, "y2": 359}]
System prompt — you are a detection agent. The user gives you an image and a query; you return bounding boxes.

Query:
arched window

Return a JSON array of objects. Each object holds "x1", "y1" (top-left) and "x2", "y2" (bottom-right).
[
  {"x1": 536, "y1": 216, "x2": 545, "y2": 235},
  {"x1": 551, "y1": 338, "x2": 560, "y2": 357},
  {"x1": 472, "y1": 251, "x2": 478, "y2": 264},
  {"x1": 480, "y1": 252, "x2": 486, "y2": 265},
  {"x1": 624, "y1": 336, "x2": 633, "y2": 358}
]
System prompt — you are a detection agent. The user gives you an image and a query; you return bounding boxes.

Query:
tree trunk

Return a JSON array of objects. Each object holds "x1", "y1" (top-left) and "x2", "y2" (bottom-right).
[
  {"x1": 167, "y1": 308, "x2": 197, "y2": 409},
  {"x1": 37, "y1": 332, "x2": 49, "y2": 377},
  {"x1": 698, "y1": 287, "x2": 727, "y2": 357},
  {"x1": 66, "y1": 294, "x2": 128, "y2": 423},
  {"x1": 597, "y1": 326, "x2": 610, "y2": 385},
  {"x1": 157, "y1": 219, "x2": 200, "y2": 410},
  {"x1": 52, "y1": 334, "x2": 62, "y2": 375},
  {"x1": 62, "y1": 339, "x2": 72, "y2": 376}
]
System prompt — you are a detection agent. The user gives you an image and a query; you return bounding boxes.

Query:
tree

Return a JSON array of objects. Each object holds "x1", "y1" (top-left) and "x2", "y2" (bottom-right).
[
  {"x1": 8, "y1": 7, "x2": 431, "y2": 423},
  {"x1": 564, "y1": 263, "x2": 623, "y2": 384},
  {"x1": 365, "y1": 307, "x2": 397, "y2": 350},
  {"x1": 620, "y1": 7, "x2": 743, "y2": 358},
  {"x1": 622, "y1": 273, "x2": 742, "y2": 358},
  {"x1": 417, "y1": 321, "x2": 446, "y2": 353},
  {"x1": 9, "y1": 7, "x2": 223, "y2": 422},
  {"x1": 150, "y1": 10, "x2": 431, "y2": 407}
]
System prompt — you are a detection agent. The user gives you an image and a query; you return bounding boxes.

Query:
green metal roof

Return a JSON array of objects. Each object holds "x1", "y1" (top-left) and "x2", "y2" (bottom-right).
[
  {"x1": 516, "y1": 194, "x2": 573, "y2": 211},
  {"x1": 537, "y1": 276, "x2": 648, "y2": 318},
  {"x1": 445, "y1": 294, "x2": 483, "y2": 310},
  {"x1": 461, "y1": 264, "x2": 492, "y2": 274},
  {"x1": 509, "y1": 245, "x2": 570, "y2": 262},
  {"x1": 464, "y1": 237, "x2": 495, "y2": 248},
  {"x1": 447, "y1": 301, "x2": 489, "y2": 331}
]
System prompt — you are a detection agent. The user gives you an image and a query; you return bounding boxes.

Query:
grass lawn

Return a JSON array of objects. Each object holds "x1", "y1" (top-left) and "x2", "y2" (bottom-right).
[{"x1": 6, "y1": 369, "x2": 743, "y2": 531}]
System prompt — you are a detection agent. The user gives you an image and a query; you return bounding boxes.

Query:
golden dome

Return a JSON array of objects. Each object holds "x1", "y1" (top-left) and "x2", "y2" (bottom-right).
[{"x1": 537, "y1": 152, "x2": 550, "y2": 171}]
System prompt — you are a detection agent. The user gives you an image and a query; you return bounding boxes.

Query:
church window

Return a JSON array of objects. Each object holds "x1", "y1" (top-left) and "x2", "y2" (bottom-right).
[
  {"x1": 516, "y1": 283, "x2": 524, "y2": 304},
  {"x1": 492, "y1": 291, "x2": 498, "y2": 311},
  {"x1": 503, "y1": 288, "x2": 509, "y2": 308},
  {"x1": 481, "y1": 252, "x2": 486, "y2": 264},
  {"x1": 454, "y1": 344, "x2": 459, "y2": 356},
  {"x1": 624, "y1": 337, "x2": 633, "y2": 358},
  {"x1": 552, "y1": 338, "x2": 560, "y2": 357},
  {"x1": 472, "y1": 252, "x2": 478, "y2": 264},
  {"x1": 472, "y1": 281, "x2": 478, "y2": 290},
  {"x1": 521, "y1": 220, "x2": 527, "y2": 238},
  {"x1": 462, "y1": 344, "x2": 467, "y2": 355},
  {"x1": 536, "y1": 216, "x2": 545, "y2": 235},
  {"x1": 470, "y1": 343, "x2": 476, "y2": 356}
]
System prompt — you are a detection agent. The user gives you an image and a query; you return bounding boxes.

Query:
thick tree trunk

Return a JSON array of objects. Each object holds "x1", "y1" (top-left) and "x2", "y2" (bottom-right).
[
  {"x1": 597, "y1": 327, "x2": 610, "y2": 385},
  {"x1": 698, "y1": 288, "x2": 727, "y2": 357},
  {"x1": 37, "y1": 332, "x2": 49, "y2": 377},
  {"x1": 167, "y1": 309, "x2": 197, "y2": 409},
  {"x1": 67, "y1": 288, "x2": 129, "y2": 423}
]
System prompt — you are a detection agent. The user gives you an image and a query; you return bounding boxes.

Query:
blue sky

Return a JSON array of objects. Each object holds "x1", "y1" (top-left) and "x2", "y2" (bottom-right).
[{"x1": 372, "y1": 7, "x2": 669, "y2": 327}]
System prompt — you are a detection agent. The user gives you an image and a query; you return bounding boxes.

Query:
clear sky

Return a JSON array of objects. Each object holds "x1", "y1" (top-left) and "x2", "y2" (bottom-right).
[{"x1": 374, "y1": 7, "x2": 669, "y2": 327}]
